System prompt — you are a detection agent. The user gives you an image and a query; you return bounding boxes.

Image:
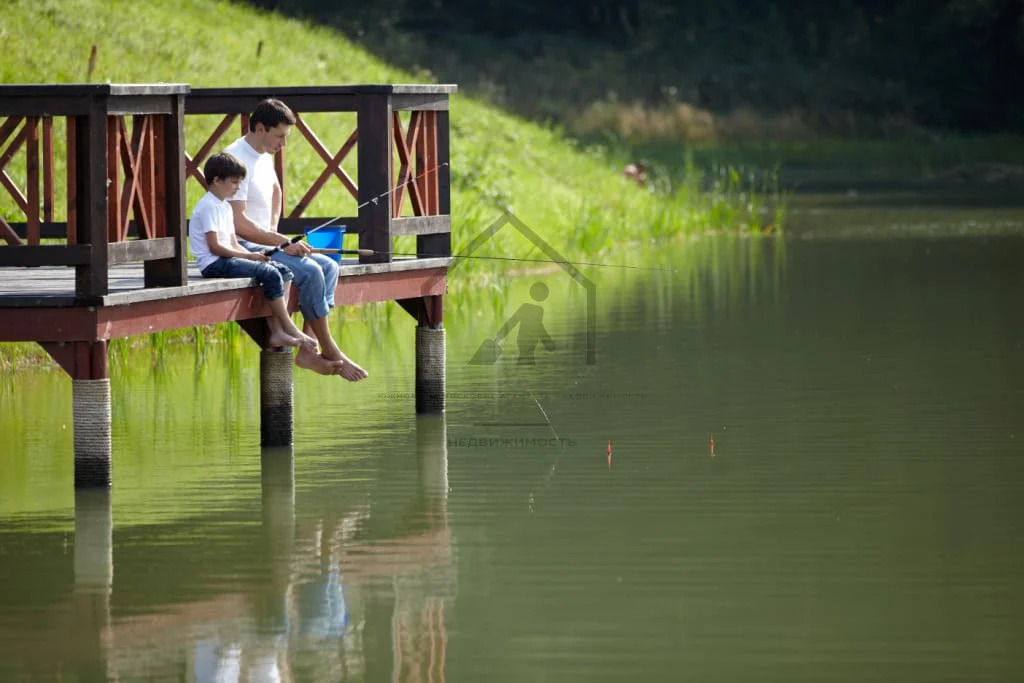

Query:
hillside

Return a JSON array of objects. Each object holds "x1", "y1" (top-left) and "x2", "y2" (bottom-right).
[{"x1": 1, "y1": 0, "x2": 776, "y2": 271}]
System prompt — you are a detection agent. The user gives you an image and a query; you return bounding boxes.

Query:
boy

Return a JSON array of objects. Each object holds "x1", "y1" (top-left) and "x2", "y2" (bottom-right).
[{"x1": 190, "y1": 152, "x2": 317, "y2": 352}]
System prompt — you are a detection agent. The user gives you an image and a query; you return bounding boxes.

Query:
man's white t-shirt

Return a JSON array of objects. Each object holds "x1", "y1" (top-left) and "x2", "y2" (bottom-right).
[
  {"x1": 189, "y1": 192, "x2": 235, "y2": 271},
  {"x1": 225, "y1": 137, "x2": 278, "y2": 231}
]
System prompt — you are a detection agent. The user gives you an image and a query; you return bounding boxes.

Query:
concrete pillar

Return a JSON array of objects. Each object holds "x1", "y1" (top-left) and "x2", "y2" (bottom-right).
[
  {"x1": 73, "y1": 378, "x2": 112, "y2": 488},
  {"x1": 260, "y1": 349, "x2": 293, "y2": 447},
  {"x1": 415, "y1": 325, "x2": 445, "y2": 414}
]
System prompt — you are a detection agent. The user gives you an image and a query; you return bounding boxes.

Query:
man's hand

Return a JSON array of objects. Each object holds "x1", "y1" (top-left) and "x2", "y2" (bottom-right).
[{"x1": 283, "y1": 241, "x2": 312, "y2": 257}]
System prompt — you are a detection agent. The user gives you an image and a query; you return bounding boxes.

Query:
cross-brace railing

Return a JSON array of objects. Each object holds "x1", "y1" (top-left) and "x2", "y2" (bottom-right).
[
  {"x1": 0, "y1": 84, "x2": 189, "y2": 299},
  {"x1": 0, "y1": 84, "x2": 455, "y2": 299}
]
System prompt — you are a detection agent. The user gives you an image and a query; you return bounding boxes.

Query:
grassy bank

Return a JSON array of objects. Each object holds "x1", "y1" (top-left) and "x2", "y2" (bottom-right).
[
  {"x1": 1, "y1": 0, "x2": 782, "y2": 244},
  {"x1": 0, "y1": 0, "x2": 783, "y2": 369}
]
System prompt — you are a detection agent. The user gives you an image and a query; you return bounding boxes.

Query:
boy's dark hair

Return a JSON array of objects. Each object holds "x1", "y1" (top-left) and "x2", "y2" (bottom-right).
[
  {"x1": 249, "y1": 98, "x2": 297, "y2": 131},
  {"x1": 204, "y1": 151, "x2": 247, "y2": 185}
]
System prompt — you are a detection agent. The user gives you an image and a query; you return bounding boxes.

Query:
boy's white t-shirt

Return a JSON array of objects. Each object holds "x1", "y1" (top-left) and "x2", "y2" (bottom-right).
[
  {"x1": 224, "y1": 137, "x2": 277, "y2": 231},
  {"x1": 189, "y1": 192, "x2": 236, "y2": 271}
]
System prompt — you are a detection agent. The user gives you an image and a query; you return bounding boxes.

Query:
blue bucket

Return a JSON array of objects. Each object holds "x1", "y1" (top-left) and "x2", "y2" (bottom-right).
[{"x1": 305, "y1": 226, "x2": 345, "y2": 262}]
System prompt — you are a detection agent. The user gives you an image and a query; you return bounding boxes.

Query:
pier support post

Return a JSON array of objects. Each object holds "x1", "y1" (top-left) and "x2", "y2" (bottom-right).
[
  {"x1": 260, "y1": 348, "x2": 294, "y2": 446},
  {"x1": 73, "y1": 379, "x2": 112, "y2": 487},
  {"x1": 400, "y1": 295, "x2": 446, "y2": 415},
  {"x1": 415, "y1": 325, "x2": 446, "y2": 414},
  {"x1": 41, "y1": 341, "x2": 112, "y2": 488}
]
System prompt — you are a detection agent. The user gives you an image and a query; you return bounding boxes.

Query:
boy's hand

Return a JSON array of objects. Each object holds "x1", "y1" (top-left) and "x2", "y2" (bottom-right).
[{"x1": 249, "y1": 251, "x2": 270, "y2": 262}]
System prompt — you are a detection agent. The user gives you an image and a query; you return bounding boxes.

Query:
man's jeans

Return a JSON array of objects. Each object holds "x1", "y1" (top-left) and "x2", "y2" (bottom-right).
[{"x1": 239, "y1": 241, "x2": 339, "y2": 320}]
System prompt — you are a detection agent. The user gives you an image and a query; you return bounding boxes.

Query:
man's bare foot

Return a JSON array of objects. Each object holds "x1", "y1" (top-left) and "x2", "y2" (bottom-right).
[
  {"x1": 267, "y1": 330, "x2": 303, "y2": 349},
  {"x1": 320, "y1": 347, "x2": 368, "y2": 382},
  {"x1": 333, "y1": 357, "x2": 369, "y2": 382},
  {"x1": 295, "y1": 347, "x2": 338, "y2": 376}
]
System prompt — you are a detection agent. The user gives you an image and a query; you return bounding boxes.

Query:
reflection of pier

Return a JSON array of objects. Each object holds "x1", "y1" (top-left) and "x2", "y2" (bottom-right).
[
  {"x1": 0, "y1": 417, "x2": 453, "y2": 681},
  {"x1": 0, "y1": 490, "x2": 115, "y2": 679}
]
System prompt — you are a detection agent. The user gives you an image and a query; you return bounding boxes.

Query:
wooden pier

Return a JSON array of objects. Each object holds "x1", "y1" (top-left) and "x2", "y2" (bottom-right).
[{"x1": 0, "y1": 83, "x2": 455, "y2": 487}]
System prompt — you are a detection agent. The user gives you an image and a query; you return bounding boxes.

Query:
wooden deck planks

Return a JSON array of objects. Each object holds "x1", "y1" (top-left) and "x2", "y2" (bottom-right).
[{"x1": 0, "y1": 258, "x2": 450, "y2": 342}]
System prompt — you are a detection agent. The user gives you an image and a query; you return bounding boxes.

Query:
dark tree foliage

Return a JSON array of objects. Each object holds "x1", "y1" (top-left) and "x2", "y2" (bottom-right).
[{"x1": 245, "y1": 0, "x2": 1024, "y2": 131}]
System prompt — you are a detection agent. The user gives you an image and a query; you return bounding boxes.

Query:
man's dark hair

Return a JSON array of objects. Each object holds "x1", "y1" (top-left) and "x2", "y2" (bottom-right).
[
  {"x1": 204, "y1": 151, "x2": 247, "y2": 185},
  {"x1": 249, "y1": 98, "x2": 297, "y2": 131}
]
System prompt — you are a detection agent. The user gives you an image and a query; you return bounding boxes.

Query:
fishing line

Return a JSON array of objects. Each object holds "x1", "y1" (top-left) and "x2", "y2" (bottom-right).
[
  {"x1": 528, "y1": 391, "x2": 569, "y2": 511},
  {"x1": 311, "y1": 248, "x2": 677, "y2": 272},
  {"x1": 532, "y1": 393, "x2": 560, "y2": 442}
]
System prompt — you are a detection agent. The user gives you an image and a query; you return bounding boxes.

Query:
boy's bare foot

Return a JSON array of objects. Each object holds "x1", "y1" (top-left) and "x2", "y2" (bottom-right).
[
  {"x1": 295, "y1": 347, "x2": 338, "y2": 375},
  {"x1": 267, "y1": 330, "x2": 303, "y2": 349},
  {"x1": 294, "y1": 332, "x2": 318, "y2": 353}
]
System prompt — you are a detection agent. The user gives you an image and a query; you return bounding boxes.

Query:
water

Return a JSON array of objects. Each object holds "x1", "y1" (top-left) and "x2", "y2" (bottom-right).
[{"x1": 2, "y1": 188, "x2": 1024, "y2": 681}]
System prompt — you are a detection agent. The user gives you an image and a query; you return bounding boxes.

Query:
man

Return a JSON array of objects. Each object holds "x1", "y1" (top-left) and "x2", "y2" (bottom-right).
[{"x1": 226, "y1": 98, "x2": 367, "y2": 382}]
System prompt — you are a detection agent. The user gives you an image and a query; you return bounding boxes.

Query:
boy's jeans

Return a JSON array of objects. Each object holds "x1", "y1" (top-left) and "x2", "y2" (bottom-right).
[{"x1": 201, "y1": 256, "x2": 293, "y2": 301}]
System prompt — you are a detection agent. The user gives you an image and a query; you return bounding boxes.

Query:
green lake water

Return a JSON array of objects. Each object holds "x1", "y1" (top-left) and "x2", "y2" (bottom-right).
[{"x1": 2, "y1": 186, "x2": 1024, "y2": 681}]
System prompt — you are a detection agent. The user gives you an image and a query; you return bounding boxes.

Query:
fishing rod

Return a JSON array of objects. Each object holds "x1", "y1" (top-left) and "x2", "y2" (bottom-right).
[
  {"x1": 267, "y1": 163, "x2": 450, "y2": 257},
  {"x1": 272, "y1": 160, "x2": 675, "y2": 272}
]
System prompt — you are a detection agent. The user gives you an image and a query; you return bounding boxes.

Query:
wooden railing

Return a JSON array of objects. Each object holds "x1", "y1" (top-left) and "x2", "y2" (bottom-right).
[
  {"x1": 0, "y1": 83, "x2": 454, "y2": 299},
  {"x1": 0, "y1": 84, "x2": 188, "y2": 298}
]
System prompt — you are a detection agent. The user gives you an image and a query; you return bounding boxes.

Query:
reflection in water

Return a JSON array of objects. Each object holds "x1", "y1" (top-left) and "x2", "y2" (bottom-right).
[
  {"x1": 73, "y1": 489, "x2": 113, "y2": 681},
  {"x1": 1, "y1": 418, "x2": 453, "y2": 681},
  {"x1": 8, "y1": 220, "x2": 1024, "y2": 680},
  {"x1": 392, "y1": 415, "x2": 451, "y2": 682},
  {"x1": 201, "y1": 417, "x2": 453, "y2": 682},
  {"x1": 0, "y1": 491, "x2": 115, "y2": 680}
]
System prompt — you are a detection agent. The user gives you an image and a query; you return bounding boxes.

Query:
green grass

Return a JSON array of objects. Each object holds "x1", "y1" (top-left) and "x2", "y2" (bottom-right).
[
  {"x1": 0, "y1": 0, "x2": 783, "y2": 244},
  {"x1": 0, "y1": 0, "x2": 783, "y2": 366}
]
